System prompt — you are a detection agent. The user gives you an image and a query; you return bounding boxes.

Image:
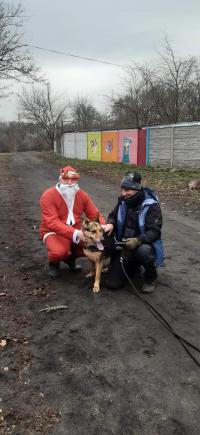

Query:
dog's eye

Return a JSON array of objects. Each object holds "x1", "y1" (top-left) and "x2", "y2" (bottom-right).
[{"x1": 91, "y1": 229, "x2": 96, "y2": 233}]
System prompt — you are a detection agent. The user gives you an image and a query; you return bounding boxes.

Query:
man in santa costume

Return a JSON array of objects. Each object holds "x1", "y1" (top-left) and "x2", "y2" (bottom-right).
[{"x1": 40, "y1": 165, "x2": 105, "y2": 277}]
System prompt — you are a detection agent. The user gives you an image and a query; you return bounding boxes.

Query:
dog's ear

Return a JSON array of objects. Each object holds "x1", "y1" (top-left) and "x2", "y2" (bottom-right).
[
  {"x1": 95, "y1": 213, "x2": 100, "y2": 223},
  {"x1": 82, "y1": 216, "x2": 90, "y2": 226}
]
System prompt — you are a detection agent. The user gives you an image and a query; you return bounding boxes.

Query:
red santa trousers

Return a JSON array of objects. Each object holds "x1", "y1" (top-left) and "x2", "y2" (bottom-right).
[{"x1": 45, "y1": 234, "x2": 84, "y2": 262}]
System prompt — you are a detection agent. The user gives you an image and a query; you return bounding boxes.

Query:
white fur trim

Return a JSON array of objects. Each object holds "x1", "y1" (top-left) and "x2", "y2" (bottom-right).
[
  {"x1": 67, "y1": 171, "x2": 77, "y2": 177},
  {"x1": 43, "y1": 232, "x2": 56, "y2": 243},
  {"x1": 73, "y1": 229, "x2": 80, "y2": 244}
]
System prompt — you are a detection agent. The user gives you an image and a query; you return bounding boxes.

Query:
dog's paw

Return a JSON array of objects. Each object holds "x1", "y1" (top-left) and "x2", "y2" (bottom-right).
[
  {"x1": 93, "y1": 285, "x2": 100, "y2": 293},
  {"x1": 86, "y1": 271, "x2": 95, "y2": 278}
]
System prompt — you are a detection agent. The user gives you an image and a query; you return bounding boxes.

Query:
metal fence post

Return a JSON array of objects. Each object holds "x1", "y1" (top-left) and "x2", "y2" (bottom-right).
[
  {"x1": 146, "y1": 128, "x2": 150, "y2": 166},
  {"x1": 170, "y1": 126, "x2": 174, "y2": 168}
]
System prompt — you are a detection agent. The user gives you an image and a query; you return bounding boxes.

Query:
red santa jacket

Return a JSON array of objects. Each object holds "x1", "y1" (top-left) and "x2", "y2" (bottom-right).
[{"x1": 40, "y1": 187, "x2": 105, "y2": 241}]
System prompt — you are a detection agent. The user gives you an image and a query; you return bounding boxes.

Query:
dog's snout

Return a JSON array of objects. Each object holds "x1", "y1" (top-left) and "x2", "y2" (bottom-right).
[
  {"x1": 99, "y1": 232, "x2": 104, "y2": 241},
  {"x1": 96, "y1": 235, "x2": 104, "y2": 242}
]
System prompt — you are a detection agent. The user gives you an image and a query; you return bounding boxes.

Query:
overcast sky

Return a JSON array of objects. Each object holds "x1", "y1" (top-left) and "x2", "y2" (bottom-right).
[{"x1": 1, "y1": 0, "x2": 200, "y2": 121}]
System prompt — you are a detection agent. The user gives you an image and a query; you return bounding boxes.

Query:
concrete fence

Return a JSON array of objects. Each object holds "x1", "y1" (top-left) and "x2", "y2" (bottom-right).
[{"x1": 146, "y1": 122, "x2": 200, "y2": 168}]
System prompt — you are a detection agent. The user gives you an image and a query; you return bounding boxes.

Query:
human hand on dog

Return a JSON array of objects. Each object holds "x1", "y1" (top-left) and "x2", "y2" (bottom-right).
[
  {"x1": 123, "y1": 237, "x2": 141, "y2": 250},
  {"x1": 77, "y1": 230, "x2": 88, "y2": 243},
  {"x1": 101, "y1": 223, "x2": 114, "y2": 235}
]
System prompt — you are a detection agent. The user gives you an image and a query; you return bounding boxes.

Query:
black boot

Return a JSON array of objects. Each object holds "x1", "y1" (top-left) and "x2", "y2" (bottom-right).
[
  {"x1": 142, "y1": 260, "x2": 158, "y2": 293},
  {"x1": 48, "y1": 262, "x2": 60, "y2": 278},
  {"x1": 65, "y1": 257, "x2": 82, "y2": 272}
]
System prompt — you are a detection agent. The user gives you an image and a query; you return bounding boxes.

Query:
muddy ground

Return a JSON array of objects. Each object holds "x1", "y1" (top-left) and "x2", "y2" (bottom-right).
[{"x1": 0, "y1": 152, "x2": 200, "y2": 435}]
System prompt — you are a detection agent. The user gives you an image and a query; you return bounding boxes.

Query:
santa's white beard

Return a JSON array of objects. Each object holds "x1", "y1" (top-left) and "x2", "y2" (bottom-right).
[
  {"x1": 57, "y1": 183, "x2": 79, "y2": 225},
  {"x1": 59, "y1": 183, "x2": 78, "y2": 192}
]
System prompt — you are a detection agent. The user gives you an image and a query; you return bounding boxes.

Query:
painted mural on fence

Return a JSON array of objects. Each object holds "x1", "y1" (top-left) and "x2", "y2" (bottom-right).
[
  {"x1": 87, "y1": 132, "x2": 102, "y2": 161},
  {"x1": 101, "y1": 131, "x2": 118, "y2": 162},
  {"x1": 118, "y1": 130, "x2": 138, "y2": 164}
]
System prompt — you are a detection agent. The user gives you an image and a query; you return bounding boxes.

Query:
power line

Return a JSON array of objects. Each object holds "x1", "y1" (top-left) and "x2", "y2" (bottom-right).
[{"x1": 27, "y1": 44, "x2": 124, "y2": 68}]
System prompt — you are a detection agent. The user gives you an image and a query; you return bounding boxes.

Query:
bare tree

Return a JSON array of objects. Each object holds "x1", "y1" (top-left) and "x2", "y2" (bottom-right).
[
  {"x1": 108, "y1": 67, "x2": 155, "y2": 128},
  {"x1": 70, "y1": 96, "x2": 101, "y2": 131},
  {"x1": 183, "y1": 59, "x2": 200, "y2": 121},
  {"x1": 19, "y1": 83, "x2": 68, "y2": 149},
  {"x1": 0, "y1": 1, "x2": 40, "y2": 96},
  {"x1": 108, "y1": 37, "x2": 199, "y2": 127},
  {"x1": 153, "y1": 36, "x2": 196, "y2": 123}
]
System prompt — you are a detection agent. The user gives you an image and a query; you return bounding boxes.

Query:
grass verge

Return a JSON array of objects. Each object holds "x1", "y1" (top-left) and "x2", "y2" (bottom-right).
[{"x1": 41, "y1": 152, "x2": 200, "y2": 194}]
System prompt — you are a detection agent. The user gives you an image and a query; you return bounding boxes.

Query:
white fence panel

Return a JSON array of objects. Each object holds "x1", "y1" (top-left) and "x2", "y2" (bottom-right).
[
  {"x1": 63, "y1": 133, "x2": 76, "y2": 158},
  {"x1": 75, "y1": 132, "x2": 87, "y2": 160}
]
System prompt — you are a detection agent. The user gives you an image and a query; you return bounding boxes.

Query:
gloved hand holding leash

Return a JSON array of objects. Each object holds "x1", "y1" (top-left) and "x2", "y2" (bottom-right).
[{"x1": 122, "y1": 237, "x2": 141, "y2": 250}]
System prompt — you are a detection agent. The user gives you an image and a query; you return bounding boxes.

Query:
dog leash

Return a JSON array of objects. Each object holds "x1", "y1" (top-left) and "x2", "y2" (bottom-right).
[{"x1": 120, "y1": 256, "x2": 200, "y2": 368}]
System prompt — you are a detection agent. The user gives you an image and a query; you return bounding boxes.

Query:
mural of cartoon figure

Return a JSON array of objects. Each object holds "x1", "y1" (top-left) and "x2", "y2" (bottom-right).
[
  {"x1": 91, "y1": 139, "x2": 98, "y2": 154},
  {"x1": 105, "y1": 139, "x2": 113, "y2": 153},
  {"x1": 122, "y1": 136, "x2": 132, "y2": 163}
]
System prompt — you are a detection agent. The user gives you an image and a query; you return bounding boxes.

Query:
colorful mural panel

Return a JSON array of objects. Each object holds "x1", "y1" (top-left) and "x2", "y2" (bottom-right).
[
  {"x1": 101, "y1": 131, "x2": 118, "y2": 162},
  {"x1": 118, "y1": 130, "x2": 138, "y2": 164},
  {"x1": 87, "y1": 131, "x2": 102, "y2": 161},
  {"x1": 58, "y1": 128, "x2": 147, "y2": 166}
]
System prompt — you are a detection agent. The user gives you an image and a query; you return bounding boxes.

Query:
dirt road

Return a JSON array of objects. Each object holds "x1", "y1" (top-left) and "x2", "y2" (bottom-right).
[{"x1": 0, "y1": 152, "x2": 200, "y2": 435}]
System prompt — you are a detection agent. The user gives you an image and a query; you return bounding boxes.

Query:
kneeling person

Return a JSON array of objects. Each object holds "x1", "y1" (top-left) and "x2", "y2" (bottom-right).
[
  {"x1": 40, "y1": 166, "x2": 105, "y2": 277},
  {"x1": 103, "y1": 172, "x2": 164, "y2": 293}
]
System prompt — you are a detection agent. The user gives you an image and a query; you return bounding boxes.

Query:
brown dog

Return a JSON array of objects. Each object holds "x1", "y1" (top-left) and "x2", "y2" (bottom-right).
[
  {"x1": 82, "y1": 217, "x2": 105, "y2": 293},
  {"x1": 188, "y1": 179, "x2": 200, "y2": 190}
]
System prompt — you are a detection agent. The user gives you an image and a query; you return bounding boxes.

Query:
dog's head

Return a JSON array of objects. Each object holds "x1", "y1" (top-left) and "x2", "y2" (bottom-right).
[{"x1": 82, "y1": 217, "x2": 104, "y2": 250}]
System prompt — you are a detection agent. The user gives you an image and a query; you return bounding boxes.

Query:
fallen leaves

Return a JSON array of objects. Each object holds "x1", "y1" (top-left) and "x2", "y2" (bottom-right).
[{"x1": 0, "y1": 340, "x2": 6, "y2": 348}]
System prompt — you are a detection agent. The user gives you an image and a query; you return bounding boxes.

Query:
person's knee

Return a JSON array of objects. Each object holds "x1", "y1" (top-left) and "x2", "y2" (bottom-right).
[
  {"x1": 135, "y1": 244, "x2": 155, "y2": 264},
  {"x1": 47, "y1": 245, "x2": 71, "y2": 262}
]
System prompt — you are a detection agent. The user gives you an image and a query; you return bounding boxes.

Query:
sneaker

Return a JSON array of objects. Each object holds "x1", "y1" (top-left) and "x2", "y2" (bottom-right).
[
  {"x1": 48, "y1": 262, "x2": 60, "y2": 278},
  {"x1": 141, "y1": 280, "x2": 157, "y2": 294},
  {"x1": 65, "y1": 257, "x2": 82, "y2": 272}
]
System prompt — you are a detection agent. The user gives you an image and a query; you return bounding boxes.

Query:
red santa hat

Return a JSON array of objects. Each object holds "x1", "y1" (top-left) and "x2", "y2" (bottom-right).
[{"x1": 59, "y1": 166, "x2": 80, "y2": 180}]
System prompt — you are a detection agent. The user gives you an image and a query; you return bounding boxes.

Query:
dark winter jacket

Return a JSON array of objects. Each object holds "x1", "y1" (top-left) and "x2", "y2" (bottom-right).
[{"x1": 107, "y1": 188, "x2": 163, "y2": 244}]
